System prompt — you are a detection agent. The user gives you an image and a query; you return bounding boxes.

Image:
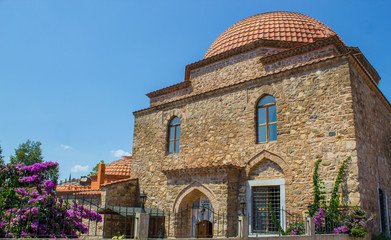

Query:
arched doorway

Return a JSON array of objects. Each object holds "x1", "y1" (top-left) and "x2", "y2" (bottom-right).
[
  {"x1": 175, "y1": 194, "x2": 214, "y2": 238},
  {"x1": 191, "y1": 196, "x2": 213, "y2": 238},
  {"x1": 172, "y1": 182, "x2": 216, "y2": 238}
]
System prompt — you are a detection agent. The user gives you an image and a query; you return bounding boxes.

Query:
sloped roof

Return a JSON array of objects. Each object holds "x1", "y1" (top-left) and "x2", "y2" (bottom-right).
[{"x1": 105, "y1": 156, "x2": 132, "y2": 176}]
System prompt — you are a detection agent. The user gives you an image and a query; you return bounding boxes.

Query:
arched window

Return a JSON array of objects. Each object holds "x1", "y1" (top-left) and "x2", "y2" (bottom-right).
[
  {"x1": 257, "y1": 95, "x2": 277, "y2": 143},
  {"x1": 168, "y1": 117, "x2": 180, "y2": 154}
]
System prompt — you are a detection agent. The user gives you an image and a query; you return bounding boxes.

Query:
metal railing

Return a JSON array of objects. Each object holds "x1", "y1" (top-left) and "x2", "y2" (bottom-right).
[
  {"x1": 148, "y1": 206, "x2": 238, "y2": 238},
  {"x1": 253, "y1": 208, "x2": 306, "y2": 235},
  {"x1": 314, "y1": 209, "x2": 348, "y2": 234},
  {"x1": 0, "y1": 194, "x2": 103, "y2": 238}
]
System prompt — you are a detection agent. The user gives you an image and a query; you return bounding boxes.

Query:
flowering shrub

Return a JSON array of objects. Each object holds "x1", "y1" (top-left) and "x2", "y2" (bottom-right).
[
  {"x1": 333, "y1": 207, "x2": 375, "y2": 238},
  {"x1": 0, "y1": 162, "x2": 102, "y2": 238},
  {"x1": 286, "y1": 222, "x2": 305, "y2": 235},
  {"x1": 314, "y1": 208, "x2": 326, "y2": 231}
]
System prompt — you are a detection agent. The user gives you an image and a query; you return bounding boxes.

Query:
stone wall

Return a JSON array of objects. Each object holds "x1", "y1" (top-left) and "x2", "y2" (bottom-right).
[
  {"x1": 249, "y1": 159, "x2": 285, "y2": 180},
  {"x1": 350, "y1": 66, "x2": 391, "y2": 233},
  {"x1": 101, "y1": 179, "x2": 139, "y2": 207},
  {"x1": 188, "y1": 47, "x2": 283, "y2": 95},
  {"x1": 147, "y1": 47, "x2": 285, "y2": 106},
  {"x1": 148, "y1": 45, "x2": 339, "y2": 108},
  {"x1": 150, "y1": 85, "x2": 192, "y2": 107},
  {"x1": 132, "y1": 54, "x2": 360, "y2": 217},
  {"x1": 264, "y1": 46, "x2": 337, "y2": 72}
]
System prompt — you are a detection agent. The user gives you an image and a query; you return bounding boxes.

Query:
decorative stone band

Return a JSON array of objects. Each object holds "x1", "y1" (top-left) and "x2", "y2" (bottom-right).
[{"x1": 161, "y1": 163, "x2": 242, "y2": 178}]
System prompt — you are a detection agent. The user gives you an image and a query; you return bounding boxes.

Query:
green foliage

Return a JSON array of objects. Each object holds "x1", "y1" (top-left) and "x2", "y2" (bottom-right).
[
  {"x1": 112, "y1": 234, "x2": 125, "y2": 239},
  {"x1": 9, "y1": 140, "x2": 59, "y2": 182},
  {"x1": 269, "y1": 202, "x2": 284, "y2": 234},
  {"x1": 350, "y1": 228, "x2": 367, "y2": 238},
  {"x1": 311, "y1": 157, "x2": 351, "y2": 216},
  {"x1": 342, "y1": 207, "x2": 375, "y2": 238},
  {"x1": 373, "y1": 233, "x2": 391, "y2": 240},
  {"x1": 329, "y1": 156, "x2": 351, "y2": 213},
  {"x1": 285, "y1": 222, "x2": 305, "y2": 235},
  {"x1": 311, "y1": 158, "x2": 326, "y2": 216},
  {"x1": 88, "y1": 160, "x2": 104, "y2": 176},
  {"x1": 311, "y1": 156, "x2": 375, "y2": 239},
  {"x1": 268, "y1": 202, "x2": 304, "y2": 235},
  {"x1": 46, "y1": 165, "x2": 60, "y2": 183},
  {"x1": 10, "y1": 140, "x2": 43, "y2": 165}
]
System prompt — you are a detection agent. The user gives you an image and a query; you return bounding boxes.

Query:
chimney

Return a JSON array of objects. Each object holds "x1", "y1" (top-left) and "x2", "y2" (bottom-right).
[{"x1": 97, "y1": 163, "x2": 106, "y2": 188}]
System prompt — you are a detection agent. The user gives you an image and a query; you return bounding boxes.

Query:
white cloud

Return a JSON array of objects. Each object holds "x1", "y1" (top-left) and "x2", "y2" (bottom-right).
[
  {"x1": 111, "y1": 149, "x2": 129, "y2": 158},
  {"x1": 71, "y1": 165, "x2": 89, "y2": 173},
  {"x1": 61, "y1": 144, "x2": 72, "y2": 150}
]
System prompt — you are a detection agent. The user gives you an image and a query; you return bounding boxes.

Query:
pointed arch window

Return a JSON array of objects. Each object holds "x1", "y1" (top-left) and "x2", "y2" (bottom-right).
[
  {"x1": 168, "y1": 117, "x2": 180, "y2": 154},
  {"x1": 257, "y1": 96, "x2": 277, "y2": 143}
]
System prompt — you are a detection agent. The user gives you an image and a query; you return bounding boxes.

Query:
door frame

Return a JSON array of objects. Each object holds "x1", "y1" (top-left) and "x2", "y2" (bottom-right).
[{"x1": 246, "y1": 178, "x2": 285, "y2": 236}]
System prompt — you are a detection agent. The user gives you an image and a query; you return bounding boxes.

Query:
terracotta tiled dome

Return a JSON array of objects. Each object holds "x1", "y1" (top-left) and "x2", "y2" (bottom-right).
[{"x1": 204, "y1": 11, "x2": 336, "y2": 59}]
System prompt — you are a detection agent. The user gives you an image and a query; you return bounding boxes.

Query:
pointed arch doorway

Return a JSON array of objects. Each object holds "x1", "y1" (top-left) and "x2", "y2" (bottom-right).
[
  {"x1": 176, "y1": 194, "x2": 214, "y2": 238},
  {"x1": 173, "y1": 183, "x2": 216, "y2": 238},
  {"x1": 192, "y1": 196, "x2": 213, "y2": 238}
]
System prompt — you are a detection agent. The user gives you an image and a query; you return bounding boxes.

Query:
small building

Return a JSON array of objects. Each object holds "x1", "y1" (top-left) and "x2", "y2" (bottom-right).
[{"x1": 56, "y1": 156, "x2": 140, "y2": 237}]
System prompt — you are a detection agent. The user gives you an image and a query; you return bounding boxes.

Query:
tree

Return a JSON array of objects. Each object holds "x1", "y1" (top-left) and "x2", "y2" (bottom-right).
[
  {"x1": 10, "y1": 140, "x2": 59, "y2": 182},
  {"x1": 10, "y1": 140, "x2": 43, "y2": 165},
  {"x1": 88, "y1": 160, "x2": 105, "y2": 176},
  {"x1": 0, "y1": 144, "x2": 4, "y2": 164}
]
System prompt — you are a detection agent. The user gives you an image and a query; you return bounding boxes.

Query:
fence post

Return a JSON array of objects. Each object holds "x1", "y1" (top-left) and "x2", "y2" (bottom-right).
[
  {"x1": 238, "y1": 216, "x2": 249, "y2": 240},
  {"x1": 135, "y1": 212, "x2": 150, "y2": 240},
  {"x1": 307, "y1": 217, "x2": 315, "y2": 236}
]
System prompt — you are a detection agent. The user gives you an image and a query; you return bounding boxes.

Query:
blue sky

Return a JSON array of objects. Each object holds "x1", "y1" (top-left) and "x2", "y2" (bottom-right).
[{"x1": 0, "y1": 0, "x2": 390, "y2": 181}]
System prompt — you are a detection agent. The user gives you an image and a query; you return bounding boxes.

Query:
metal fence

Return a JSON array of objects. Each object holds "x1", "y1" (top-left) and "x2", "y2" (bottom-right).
[
  {"x1": 253, "y1": 208, "x2": 306, "y2": 235},
  {"x1": 0, "y1": 194, "x2": 354, "y2": 239},
  {"x1": 0, "y1": 195, "x2": 103, "y2": 238},
  {"x1": 148, "y1": 206, "x2": 238, "y2": 238},
  {"x1": 314, "y1": 209, "x2": 349, "y2": 234},
  {"x1": 0, "y1": 194, "x2": 239, "y2": 239}
]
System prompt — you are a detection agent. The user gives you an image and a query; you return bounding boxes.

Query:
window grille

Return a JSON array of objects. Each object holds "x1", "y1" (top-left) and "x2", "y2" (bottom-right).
[{"x1": 252, "y1": 186, "x2": 280, "y2": 233}]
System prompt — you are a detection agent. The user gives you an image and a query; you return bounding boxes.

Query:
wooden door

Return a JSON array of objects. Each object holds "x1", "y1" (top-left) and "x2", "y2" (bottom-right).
[{"x1": 196, "y1": 220, "x2": 213, "y2": 238}]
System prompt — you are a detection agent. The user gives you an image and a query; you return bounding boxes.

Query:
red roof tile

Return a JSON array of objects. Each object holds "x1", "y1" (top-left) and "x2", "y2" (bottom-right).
[
  {"x1": 74, "y1": 190, "x2": 101, "y2": 195},
  {"x1": 204, "y1": 11, "x2": 336, "y2": 59},
  {"x1": 56, "y1": 182, "x2": 90, "y2": 192},
  {"x1": 105, "y1": 157, "x2": 132, "y2": 176}
]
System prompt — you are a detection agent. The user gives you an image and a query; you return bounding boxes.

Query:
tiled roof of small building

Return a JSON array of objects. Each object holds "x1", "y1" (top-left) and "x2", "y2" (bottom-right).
[
  {"x1": 105, "y1": 156, "x2": 132, "y2": 176},
  {"x1": 56, "y1": 181, "x2": 90, "y2": 192},
  {"x1": 74, "y1": 190, "x2": 101, "y2": 195},
  {"x1": 101, "y1": 177, "x2": 138, "y2": 187},
  {"x1": 205, "y1": 11, "x2": 336, "y2": 59}
]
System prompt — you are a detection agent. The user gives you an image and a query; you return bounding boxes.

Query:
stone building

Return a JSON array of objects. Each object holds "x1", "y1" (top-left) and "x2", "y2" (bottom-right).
[
  {"x1": 57, "y1": 156, "x2": 137, "y2": 202},
  {"x1": 56, "y1": 156, "x2": 141, "y2": 237},
  {"x1": 130, "y1": 11, "x2": 391, "y2": 236}
]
